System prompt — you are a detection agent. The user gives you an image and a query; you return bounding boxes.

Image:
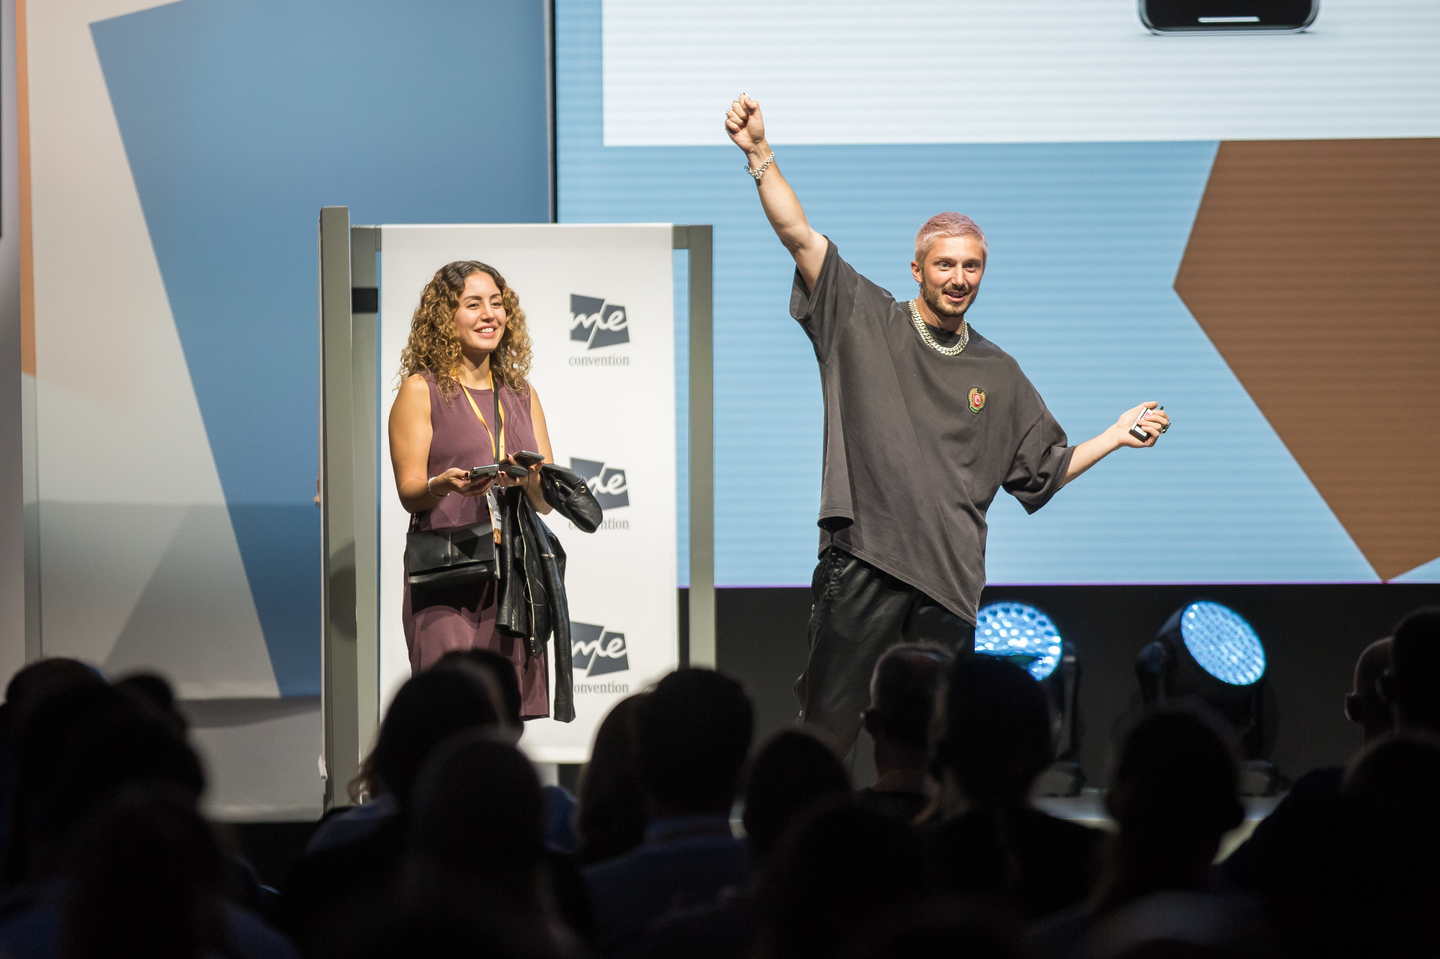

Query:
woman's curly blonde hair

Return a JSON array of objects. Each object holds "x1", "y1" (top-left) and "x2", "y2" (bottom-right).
[{"x1": 398, "y1": 260, "x2": 533, "y2": 397}]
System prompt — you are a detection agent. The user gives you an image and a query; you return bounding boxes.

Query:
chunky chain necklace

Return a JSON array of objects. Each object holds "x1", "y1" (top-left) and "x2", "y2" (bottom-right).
[{"x1": 908, "y1": 299, "x2": 970, "y2": 356}]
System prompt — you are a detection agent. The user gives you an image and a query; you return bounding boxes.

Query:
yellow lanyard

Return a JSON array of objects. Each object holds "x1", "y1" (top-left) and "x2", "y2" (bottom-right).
[{"x1": 461, "y1": 376, "x2": 506, "y2": 463}]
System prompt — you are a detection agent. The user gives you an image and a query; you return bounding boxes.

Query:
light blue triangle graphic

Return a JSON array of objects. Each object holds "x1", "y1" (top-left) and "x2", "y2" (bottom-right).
[{"x1": 1391, "y1": 555, "x2": 1440, "y2": 584}]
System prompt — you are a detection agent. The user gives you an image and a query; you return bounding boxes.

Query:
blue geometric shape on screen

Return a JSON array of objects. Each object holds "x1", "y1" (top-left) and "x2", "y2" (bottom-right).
[
  {"x1": 226, "y1": 506, "x2": 323, "y2": 693},
  {"x1": 1390, "y1": 554, "x2": 1440, "y2": 584},
  {"x1": 975, "y1": 602, "x2": 1062, "y2": 681},
  {"x1": 1179, "y1": 601, "x2": 1266, "y2": 686},
  {"x1": 92, "y1": 0, "x2": 550, "y2": 694}
]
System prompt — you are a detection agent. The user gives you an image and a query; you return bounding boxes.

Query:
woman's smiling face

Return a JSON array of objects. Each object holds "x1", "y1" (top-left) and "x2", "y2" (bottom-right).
[{"x1": 453, "y1": 270, "x2": 507, "y2": 355}]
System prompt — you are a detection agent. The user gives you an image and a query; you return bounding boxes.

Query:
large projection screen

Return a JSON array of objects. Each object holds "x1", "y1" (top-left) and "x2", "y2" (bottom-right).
[
  {"x1": 379, "y1": 224, "x2": 679, "y2": 763},
  {"x1": 555, "y1": 0, "x2": 1440, "y2": 587}
]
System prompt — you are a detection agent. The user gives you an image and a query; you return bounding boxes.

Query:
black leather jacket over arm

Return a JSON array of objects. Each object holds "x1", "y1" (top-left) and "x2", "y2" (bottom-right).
[{"x1": 493, "y1": 464, "x2": 601, "y2": 724}]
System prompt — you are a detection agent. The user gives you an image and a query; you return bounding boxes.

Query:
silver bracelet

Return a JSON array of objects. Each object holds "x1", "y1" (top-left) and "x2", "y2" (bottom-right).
[
  {"x1": 745, "y1": 152, "x2": 775, "y2": 182},
  {"x1": 426, "y1": 476, "x2": 447, "y2": 498}
]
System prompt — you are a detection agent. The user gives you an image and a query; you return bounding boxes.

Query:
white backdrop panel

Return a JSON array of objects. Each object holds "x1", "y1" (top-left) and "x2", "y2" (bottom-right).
[{"x1": 379, "y1": 224, "x2": 679, "y2": 763}]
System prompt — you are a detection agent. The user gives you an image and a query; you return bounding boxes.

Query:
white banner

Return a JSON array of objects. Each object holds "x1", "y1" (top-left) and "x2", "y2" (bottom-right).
[{"x1": 379, "y1": 224, "x2": 679, "y2": 763}]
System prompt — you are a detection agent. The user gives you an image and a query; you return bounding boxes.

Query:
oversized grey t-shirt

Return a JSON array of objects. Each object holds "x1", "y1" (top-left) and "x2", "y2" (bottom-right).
[{"x1": 792, "y1": 240, "x2": 1074, "y2": 625}]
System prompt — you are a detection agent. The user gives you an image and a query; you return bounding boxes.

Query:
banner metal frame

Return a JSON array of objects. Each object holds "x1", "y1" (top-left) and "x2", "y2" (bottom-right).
[{"x1": 320, "y1": 212, "x2": 714, "y2": 805}]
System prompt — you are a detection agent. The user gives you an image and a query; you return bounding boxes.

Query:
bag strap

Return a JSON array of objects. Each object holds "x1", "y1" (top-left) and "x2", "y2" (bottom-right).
[{"x1": 494, "y1": 386, "x2": 503, "y2": 462}]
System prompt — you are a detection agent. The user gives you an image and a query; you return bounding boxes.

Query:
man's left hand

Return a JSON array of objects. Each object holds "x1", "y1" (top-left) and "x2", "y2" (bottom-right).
[{"x1": 1111, "y1": 401, "x2": 1170, "y2": 449}]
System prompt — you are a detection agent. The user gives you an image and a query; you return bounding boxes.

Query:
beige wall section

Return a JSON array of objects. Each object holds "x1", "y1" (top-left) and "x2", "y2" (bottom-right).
[
  {"x1": 185, "y1": 697, "x2": 325, "y2": 821},
  {"x1": 26, "y1": 0, "x2": 278, "y2": 698}
]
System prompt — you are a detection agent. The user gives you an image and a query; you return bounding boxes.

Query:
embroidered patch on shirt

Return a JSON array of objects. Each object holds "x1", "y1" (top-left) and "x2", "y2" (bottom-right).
[{"x1": 968, "y1": 387, "x2": 986, "y2": 414}]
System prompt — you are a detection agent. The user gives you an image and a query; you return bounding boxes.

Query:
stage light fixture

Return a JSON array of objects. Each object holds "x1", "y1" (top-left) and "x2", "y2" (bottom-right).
[
  {"x1": 975, "y1": 601, "x2": 1062, "y2": 681},
  {"x1": 1179, "y1": 601, "x2": 1267, "y2": 686},
  {"x1": 975, "y1": 601, "x2": 1082, "y2": 795},
  {"x1": 1136, "y1": 600, "x2": 1280, "y2": 795}
]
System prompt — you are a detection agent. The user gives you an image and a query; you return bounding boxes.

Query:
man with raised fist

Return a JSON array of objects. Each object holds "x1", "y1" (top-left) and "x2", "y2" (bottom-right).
[{"x1": 724, "y1": 93, "x2": 1170, "y2": 753}]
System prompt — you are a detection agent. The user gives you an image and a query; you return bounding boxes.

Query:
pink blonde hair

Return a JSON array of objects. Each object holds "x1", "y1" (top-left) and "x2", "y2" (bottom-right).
[{"x1": 914, "y1": 212, "x2": 988, "y2": 264}]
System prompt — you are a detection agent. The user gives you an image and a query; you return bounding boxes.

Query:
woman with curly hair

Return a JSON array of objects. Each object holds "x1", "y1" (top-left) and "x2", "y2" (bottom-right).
[{"x1": 388, "y1": 260, "x2": 555, "y2": 715}]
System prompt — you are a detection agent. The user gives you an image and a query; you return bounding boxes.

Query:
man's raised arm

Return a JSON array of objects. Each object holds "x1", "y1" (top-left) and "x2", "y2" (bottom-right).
[{"x1": 726, "y1": 95, "x2": 828, "y2": 292}]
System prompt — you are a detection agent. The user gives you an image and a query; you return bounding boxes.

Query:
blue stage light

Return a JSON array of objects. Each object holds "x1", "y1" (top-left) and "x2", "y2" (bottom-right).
[
  {"x1": 975, "y1": 602, "x2": 1062, "y2": 681},
  {"x1": 1179, "y1": 601, "x2": 1266, "y2": 686}
]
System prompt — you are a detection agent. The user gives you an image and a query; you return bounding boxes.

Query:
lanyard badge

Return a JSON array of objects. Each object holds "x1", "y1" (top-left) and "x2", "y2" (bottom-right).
[{"x1": 462, "y1": 378, "x2": 507, "y2": 544}]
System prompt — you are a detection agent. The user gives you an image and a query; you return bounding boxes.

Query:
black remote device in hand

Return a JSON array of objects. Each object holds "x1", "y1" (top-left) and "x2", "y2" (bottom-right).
[{"x1": 1129, "y1": 405, "x2": 1163, "y2": 442}]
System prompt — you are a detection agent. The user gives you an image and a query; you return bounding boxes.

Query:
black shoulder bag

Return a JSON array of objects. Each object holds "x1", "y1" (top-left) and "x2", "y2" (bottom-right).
[{"x1": 404, "y1": 384, "x2": 501, "y2": 587}]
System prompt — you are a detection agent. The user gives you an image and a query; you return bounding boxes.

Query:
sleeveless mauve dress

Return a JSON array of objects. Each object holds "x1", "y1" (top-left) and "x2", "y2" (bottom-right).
[{"x1": 402, "y1": 372, "x2": 549, "y2": 718}]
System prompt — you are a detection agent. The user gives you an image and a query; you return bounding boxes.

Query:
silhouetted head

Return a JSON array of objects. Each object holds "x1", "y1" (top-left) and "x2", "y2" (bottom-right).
[
  {"x1": 114, "y1": 672, "x2": 188, "y2": 737},
  {"x1": 863, "y1": 643, "x2": 951, "y2": 750},
  {"x1": 1245, "y1": 790, "x2": 1428, "y2": 958},
  {"x1": 63, "y1": 785, "x2": 225, "y2": 959},
  {"x1": 403, "y1": 732, "x2": 563, "y2": 953},
  {"x1": 756, "y1": 803, "x2": 926, "y2": 959},
  {"x1": 636, "y1": 670, "x2": 753, "y2": 816},
  {"x1": 408, "y1": 731, "x2": 544, "y2": 888},
  {"x1": 577, "y1": 693, "x2": 649, "y2": 863},
  {"x1": 1346, "y1": 731, "x2": 1440, "y2": 860},
  {"x1": 435, "y1": 648, "x2": 524, "y2": 736},
  {"x1": 370, "y1": 668, "x2": 502, "y2": 810},
  {"x1": 1097, "y1": 707, "x2": 1243, "y2": 914},
  {"x1": 933, "y1": 657, "x2": 1052, "y2": 806},
  {"x1": 1107, "y1": 706, "x2": 1243, "y2": 840},
  {"x1": 1343, "y1": 637, "x2": 1393, "y2": 745},
  {"x1": 742, "y1": 729, "x2": 849, "y2": 861},
  {"x1": 1389, "y1": 606, "x2": 1440, "y2": 731},
  {"x1": 17, "y1": 683, "x2": 205, "y2": 847},
  {"x1": 0, "y1": 658, "x2": 105, "y2": 742}
]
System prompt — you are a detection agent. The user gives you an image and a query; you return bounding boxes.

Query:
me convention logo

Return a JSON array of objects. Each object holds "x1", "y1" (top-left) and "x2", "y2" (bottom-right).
[
  {"x1": 571, "y1": 622, "x2": 630, "y2": 679},
  {"x1": 570, "y1": 294, "x2": 629, "y2": 350},
  {"x1": 571, "y1": 458, "x2": 629, "y2": 510}
]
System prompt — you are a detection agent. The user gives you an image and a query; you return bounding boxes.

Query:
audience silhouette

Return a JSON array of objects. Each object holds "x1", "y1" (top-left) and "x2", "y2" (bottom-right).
[
  {"x1": 856, "y1": 643, "x2": 950, "y2": 823},
  {"x1": 642, "y1": 728, "x2": 850, "y2": 959},
  {"x1": 0, "y1": 603, "x2": 1435, "y2": 959},
  {"x1": 0, "y1": 676, "x2": 292, "y2": 959},
  {"x1": 277, "y1": 667, "x2": 503, "y2": 952},
  {"x1": 926, "y1": 656, "x2": 1103, "y2": 919},
  {"x1": 583, "y1": 669, "x2": 752, "y2": 958},
  {"x1": 1389, "y1": 606, "x2": 1440, "y2": 733},
  {"x1": 1032, "y1": 705, "x2": 1247, "y2": 958},
  {"x1": 400, "y1": 731, "x2": 580, "y2": 958},
  {"x1": 752, "y1": 803, "x2": 925, "y2": 959},
  {"x1": 575, "y1": 693, "x2": 649, "y2": 867},
  {"x1": 435, "y1": 648, "x2": 582, "y2": 854},
  {"x1": 848, "y1": 896, "x2": 1029, "y2": 959},
  {"x1": 64, "y1": 786, "x2": 296, "y2": 959},
  {"x1": 1342, "y1": 636, "x2": 1394, "y2": 746}
]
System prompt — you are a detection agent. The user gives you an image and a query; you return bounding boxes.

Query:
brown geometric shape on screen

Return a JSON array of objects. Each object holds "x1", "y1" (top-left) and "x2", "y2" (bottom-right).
[{"x1": 1175, "y1": 139, "x2": 1440, "y2": 581}]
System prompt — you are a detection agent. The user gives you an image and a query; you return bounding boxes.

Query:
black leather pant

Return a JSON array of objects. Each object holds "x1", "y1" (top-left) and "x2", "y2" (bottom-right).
[{"x1": 795, "y1": 547, "x2": 975, "y2": 752}]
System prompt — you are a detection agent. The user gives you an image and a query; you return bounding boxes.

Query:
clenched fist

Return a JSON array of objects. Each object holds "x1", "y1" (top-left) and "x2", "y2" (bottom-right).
[{"x1": 725, "y1": 94, "x2": 767, "y2": 158}]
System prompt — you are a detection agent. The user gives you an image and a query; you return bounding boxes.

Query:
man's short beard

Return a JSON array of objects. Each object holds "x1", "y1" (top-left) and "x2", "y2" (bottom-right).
[{"x1": 920, "y1": 279, "x2": 969, "y2": 320}]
